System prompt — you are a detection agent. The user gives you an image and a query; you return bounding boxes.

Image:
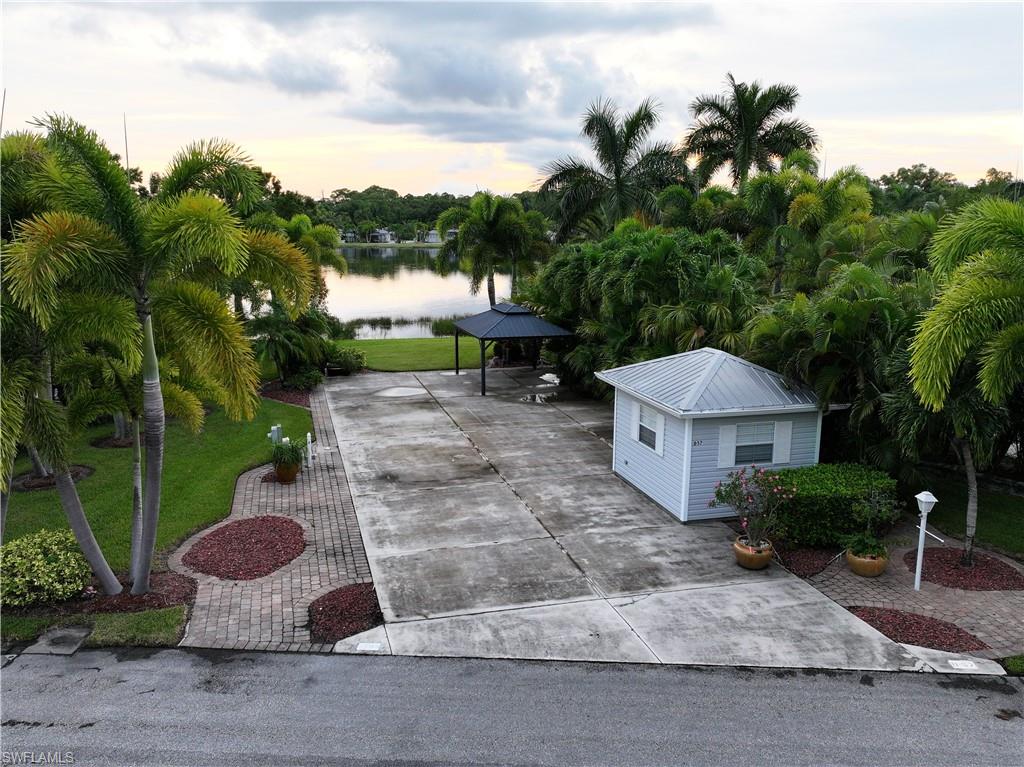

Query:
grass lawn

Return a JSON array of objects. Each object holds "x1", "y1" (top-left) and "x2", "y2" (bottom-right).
[
  {"x1": 923, "y1": 474, "x2": 1023, "y2": 557},
  {"x1": 1002, "y1": 655, "x2": 1024, "y2": 675},
  {"x1": 1, "y1": 606, "x2": 186, "y2": 647},
  {"x1": 5, "y1": 399, "x2": 312, "y2": 571},
  {"x1": 336, "y1": 336, "x2": 492, "y2": 372}
]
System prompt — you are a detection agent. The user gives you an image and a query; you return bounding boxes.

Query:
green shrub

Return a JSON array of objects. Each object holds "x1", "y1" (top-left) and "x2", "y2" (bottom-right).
[
  {"x1": 1, "y1": 530, "x2": 92, "y2": 608},
  {"x1": 328, "y1": 346, "x2": 366, "y2": 375},
  {"x1": 272, "y1": 440, "x2": 305, "y2": 467},
  {"x1": 282, "y1": 367, "x2": 324, "y2": 391},
  {"x1": 773, "y1": 463, "x2": 898, "y2": 547}
]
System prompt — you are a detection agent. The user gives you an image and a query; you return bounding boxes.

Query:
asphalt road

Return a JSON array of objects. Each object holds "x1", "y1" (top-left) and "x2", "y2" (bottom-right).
[{"x1": 1, "y1": 648, "x2": 1021, "y2": 766}]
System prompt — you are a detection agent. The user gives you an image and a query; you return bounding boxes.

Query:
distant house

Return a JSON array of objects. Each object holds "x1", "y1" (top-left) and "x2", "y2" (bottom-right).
[
  {"x1": 444, "y1": 228, "x2": 459, "y2": 241},
  {"x1": 596, "y1": 348, "x2": 822, "y2": 521},
  {"x1": 343, "y1": 230, "x2": 359, "y2": 243},
  {"x1": 424, "y1": 229, "x2": 442, "y2": 243},
  {"x1": 368, "y1": 228, "x2": 394, "y2": 243}
]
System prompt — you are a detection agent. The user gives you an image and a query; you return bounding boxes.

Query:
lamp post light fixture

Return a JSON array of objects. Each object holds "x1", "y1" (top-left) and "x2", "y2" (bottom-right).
[{"x1": 913, "y1": 490, "x2": 939, "y2": 591}]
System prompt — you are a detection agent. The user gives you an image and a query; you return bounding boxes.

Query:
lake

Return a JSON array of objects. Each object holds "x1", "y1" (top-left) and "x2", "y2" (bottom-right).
[{"x1": 323, "y1": 246, "x2": 512, "y2": 339}]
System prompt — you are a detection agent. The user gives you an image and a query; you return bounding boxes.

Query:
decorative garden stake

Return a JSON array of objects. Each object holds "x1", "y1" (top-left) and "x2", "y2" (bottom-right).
[{"x1": 914, "y1": 490, "x2": 939, "y2": 591}]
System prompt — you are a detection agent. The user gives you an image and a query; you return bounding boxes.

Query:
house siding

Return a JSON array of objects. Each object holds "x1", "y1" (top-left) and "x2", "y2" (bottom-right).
[
  {"x1": 686, "y1": 411, "x2": 820, "y2": 520},
  {"x1": 612, "y1": 392, "x2": 686, "y2": 516}
]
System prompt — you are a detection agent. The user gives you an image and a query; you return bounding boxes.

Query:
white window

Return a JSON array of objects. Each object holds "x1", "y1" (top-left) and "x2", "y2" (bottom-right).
[
  {"x1": 638, "y1": 405, "x2": 659, "y2": 450},
  {"x1": 735, "y1": 422, "x2": 775, "y2": 465}
]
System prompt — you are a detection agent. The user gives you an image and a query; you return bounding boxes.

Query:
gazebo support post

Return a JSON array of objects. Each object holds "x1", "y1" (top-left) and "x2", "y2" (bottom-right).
[
  {"x1": 479, "y1": 339, "x2": 487, "y2": 396},
  {"x1": 454, "y1": 329, "x2": 460, "y2": 375}
]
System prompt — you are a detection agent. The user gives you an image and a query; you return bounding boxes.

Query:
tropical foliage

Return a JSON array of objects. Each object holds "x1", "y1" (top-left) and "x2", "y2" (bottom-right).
[{"x1": 540, "y1": 98, "x2": 684, "y2": 242}]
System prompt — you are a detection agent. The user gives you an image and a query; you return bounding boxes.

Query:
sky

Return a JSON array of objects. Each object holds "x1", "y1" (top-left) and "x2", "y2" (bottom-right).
[{"x1": 2, "y1": 0, "x2": 1022, "y2": 197}]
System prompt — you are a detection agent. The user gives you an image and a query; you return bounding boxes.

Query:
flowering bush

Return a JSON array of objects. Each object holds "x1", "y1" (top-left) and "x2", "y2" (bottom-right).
[
  {"x1": 710, "y1": 466, "x2": 797, "y2": 547},
  {"x1": 0, "y1": 530, "x2": 91, "y2": 608}
]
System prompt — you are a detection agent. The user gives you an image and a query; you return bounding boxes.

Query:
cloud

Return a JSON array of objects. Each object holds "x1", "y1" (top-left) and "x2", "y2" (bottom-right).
[
  {"x1": 384, "y1": 42, "x2": 529, "y2": 108},
  {"x1": 187, "y1": 52, "x2": 347, "y2": 95},
  {"x1": 242, "y1": 1, "x2": 716, "y2": 38}
]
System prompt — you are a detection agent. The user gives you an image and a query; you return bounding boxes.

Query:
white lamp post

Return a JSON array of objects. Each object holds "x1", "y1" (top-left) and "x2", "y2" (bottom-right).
[{"x1": 913, "y1": 490, "x2": 938, "y2": 591}]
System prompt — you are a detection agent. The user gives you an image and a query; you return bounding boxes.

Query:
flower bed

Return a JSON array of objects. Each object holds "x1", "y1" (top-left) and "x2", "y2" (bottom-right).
[
  {"x1": 12, "y1": 465, "x2": 94, "y2": 492},
  {"x1": 903, "y1": 547, "x2": 1024, "y2": 591},
  {"x1": 6, "y1": 572, "x2": 196, "y2": 617},
  {"x1": 775, "y1": 544, "x2": 842, "y2": 578},
  {"x1": 309, "y1": 583, "x2": 383, "y2": 642},
  {"x1": 849, "y1": 606, "x2": 988, "y2": 653},
  {"x1": 183, "y1": 516, "x2": 305, "y2": 580},
  {"x1": 261, "y1": 381, "x2": 311, "y2": 408}
]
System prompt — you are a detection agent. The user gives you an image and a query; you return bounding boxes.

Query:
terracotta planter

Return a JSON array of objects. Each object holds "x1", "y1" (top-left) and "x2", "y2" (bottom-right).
[
  {"x1": 733, "y1": 538, "x2": 773, "y2": 570},
  {"x1": 274, "y1": 462, "x2": 301, "y2": 484},
  {"x1": 846, "y1": 550, "x2": 888, "y2": 577}
]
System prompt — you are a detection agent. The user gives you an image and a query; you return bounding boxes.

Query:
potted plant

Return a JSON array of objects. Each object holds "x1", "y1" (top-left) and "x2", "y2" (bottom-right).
[
  {"x1": 843, "y1": 532, "x2": 890, "y2": 577},
  {"x1": 272, "y1": 441, "x2": 305, "y2": 484},
  {"x1": 843, "y1": 491, "x2": 901, "y2": 577},
  {"x1": 711, "y1": 466, "x2": 796, "y2": 570}
]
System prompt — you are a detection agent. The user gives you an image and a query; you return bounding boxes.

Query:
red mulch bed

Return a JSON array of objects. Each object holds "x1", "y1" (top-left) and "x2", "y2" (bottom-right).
[
  {"x1": 775, "y1": 543, "x2": 842, "y2": 578},
  {"x1": 8, "y1": 572, "x2": 196, "y2": 617},
  {"x1": 183, "y1": 516, "x2": 305, "y2": 580},
  {"x1": 261, "y1": 382, "x2": 311, "y2": 408},
  {"x1": 90, "y1": 435, "x2": 135, "y2": 449},
  {"x1": 903, "y1": 547, "x2": 1024, "y2": 591},
  {"x1": 309, "y1": 583, "x2": 383, "y2": 643},
  {"x1": 12, "y1": 465, "x2": 94, "y2": 492},
  {"x1": 849, "y1": 606, "x2": 988, "y2": 653}
]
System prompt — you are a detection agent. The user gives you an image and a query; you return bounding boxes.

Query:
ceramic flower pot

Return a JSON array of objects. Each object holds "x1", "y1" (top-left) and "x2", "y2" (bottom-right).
[
  {"x1": 733, "y1": 538, "x2": 773, "y2": 570},
  {"x1": 274, "y1": 462, "x2": 301, "y2": 484},
  {"x1": 846, "y1": 550, "x2": 888, "y2": 577}
]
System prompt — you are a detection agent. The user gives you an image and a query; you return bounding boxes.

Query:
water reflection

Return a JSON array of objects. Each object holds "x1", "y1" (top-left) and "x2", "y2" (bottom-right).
[{"x1": 324, "y1": 246, "x2": 512, "y2": 339}]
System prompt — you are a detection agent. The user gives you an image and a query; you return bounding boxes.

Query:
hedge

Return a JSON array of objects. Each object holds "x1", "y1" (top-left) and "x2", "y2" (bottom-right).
[
  {"x1": 772, "y1": 463, "x2": 898, "y2": 547},
  {"x1": 0, "y1": 530, "x2": 91, "y2": 608}
]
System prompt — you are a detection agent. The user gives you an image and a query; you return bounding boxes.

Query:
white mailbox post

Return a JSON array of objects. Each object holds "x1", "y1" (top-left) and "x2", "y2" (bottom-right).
[{"x1": 913, "y1": 490, "x2": 938, "y2": 591}]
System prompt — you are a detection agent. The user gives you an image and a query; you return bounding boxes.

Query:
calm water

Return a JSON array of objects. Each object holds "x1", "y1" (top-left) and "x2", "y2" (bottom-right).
[{"x1": 323, "y1": 247, "x2": 512, "y2": 339}]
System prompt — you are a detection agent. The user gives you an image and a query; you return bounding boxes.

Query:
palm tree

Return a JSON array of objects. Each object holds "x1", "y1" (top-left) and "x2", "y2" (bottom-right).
[
  {"x1": 441, "y1": 192, "x2": 530, "y2": 306},
  {"x1": 911, "y1": 199, "x2": 1024, "y2": 409},
  {"x1": 540, "y1": 98, "x2": 683, "y2": 242},
  {"x1": 6, "y1": 116, "x2": 312, "y2": 594},
  {"x1": 686, "y1": 73, "x2": 817, "y2": 187}
]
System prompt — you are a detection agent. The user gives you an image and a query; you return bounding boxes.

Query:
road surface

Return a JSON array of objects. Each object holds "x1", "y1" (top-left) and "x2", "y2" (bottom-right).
[{"x1": 2, "y1": 648, "x2": 1021, "y2": 766}]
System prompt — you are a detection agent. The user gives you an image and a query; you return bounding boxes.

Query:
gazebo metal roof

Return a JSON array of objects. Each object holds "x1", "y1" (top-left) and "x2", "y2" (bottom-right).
[
  {"x1": 454, "y1": 302, "x2": 574, "y2": 341},
  {"x1": 453, "y1": 303, "x2": 573, "y2": 395}
]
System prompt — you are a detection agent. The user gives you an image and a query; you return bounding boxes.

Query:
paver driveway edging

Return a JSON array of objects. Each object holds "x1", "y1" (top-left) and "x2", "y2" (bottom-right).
[{"x1": 171, "y1": 387, "x2": 372, "y2": 652}]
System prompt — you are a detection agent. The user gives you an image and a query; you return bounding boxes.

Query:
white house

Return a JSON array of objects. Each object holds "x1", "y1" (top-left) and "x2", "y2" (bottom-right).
[
  {"x1": 595, "y1": 348, "x2": 822, "y2": 521},
  {"x1": 424, "y1": 229, "x2": 442, "y2": 243}
]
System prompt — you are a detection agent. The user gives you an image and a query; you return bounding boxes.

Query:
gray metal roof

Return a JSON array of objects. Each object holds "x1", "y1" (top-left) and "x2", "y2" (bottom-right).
[
  {"x1": 454, "y1": 303, "x2": 574, "y2": 340},
  {"x1": 595, "y1": 348, "x2": 817, "y2": 415}
]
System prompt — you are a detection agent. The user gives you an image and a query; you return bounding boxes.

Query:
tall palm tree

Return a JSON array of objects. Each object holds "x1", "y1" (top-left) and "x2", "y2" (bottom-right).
[
  {"x1": 686, "y1": 73, "x2": 817, "y2": 187},
  {"x1": 6, "y1": 116, "x2": 311, "y2": 594},
  {"x1": 911, "y1": 198, "x2": 1024, "y2": 409},
  {"x1": 441, "y1": 192, "x2": 530, "y2": 305},
  {"x1": 540, "y1": 98, "x2": 683, "y2": 242}
]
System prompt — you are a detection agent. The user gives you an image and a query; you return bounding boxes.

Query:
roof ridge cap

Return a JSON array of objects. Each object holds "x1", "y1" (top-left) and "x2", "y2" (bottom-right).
[{"x1": 679, "y1": 350, "x2": 727, "y2": 412}]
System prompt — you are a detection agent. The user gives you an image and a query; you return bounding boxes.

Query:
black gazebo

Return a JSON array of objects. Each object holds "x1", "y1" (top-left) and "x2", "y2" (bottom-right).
[{"x1": 454, "y1": 303, "x2": 573, "y2": 395}]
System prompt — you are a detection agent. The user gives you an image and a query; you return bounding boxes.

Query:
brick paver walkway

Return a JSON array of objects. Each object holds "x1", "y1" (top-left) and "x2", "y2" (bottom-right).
[
  {"x1": 171, "y1": 387, "x2": 371, "y2": 652},
  {"x1": 808, "y1": 524, "x2": 1024, "y2": 660}
]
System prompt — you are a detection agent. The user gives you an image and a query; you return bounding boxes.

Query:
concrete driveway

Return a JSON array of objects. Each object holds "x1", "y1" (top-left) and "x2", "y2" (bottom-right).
[{"x1": 324, "y1": 369, "x2": 983, "y2": 672}]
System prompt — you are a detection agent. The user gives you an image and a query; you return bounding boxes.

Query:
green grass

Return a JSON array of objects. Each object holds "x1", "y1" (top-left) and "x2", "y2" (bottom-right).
[
  {"x1": 923, "y1": 474, "x2": 1024, "y2": 556},
  {"x1": 5, "y1": 399, "x2": 313, "y2": 571},
  {"x1": 336, "y1": 336, "x2": 492, "y2": 372},
  {"x1": 1001, "y1": 655, "x2": 1024, "y2": 675},
  {"x1": 86, "y1": 606, "x2": 186, "y2": 647},
  {"x1": 1, "y1": 607, "x2": 186, "y2": 647}
]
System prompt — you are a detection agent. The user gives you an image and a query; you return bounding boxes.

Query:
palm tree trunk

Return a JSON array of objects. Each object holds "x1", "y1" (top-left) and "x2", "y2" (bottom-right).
[
  {"x1": 54, "y1": 471, "x2": 122, "y2": 595},
  {"x1": 113, "y1": 412, "x2": 125, "y2": 440},
  {"x1": 132, "y1": 310, "x2": 165, "y2": 595},
  {"x1": 487, "y1": 272, "x2": 496, "y2": 307},
  {"x1": 510, "y1": 258, "x2": 518, "y2": 297},
  {"x1": 129, "y1": 417, "x2": 144, "y2": 584},
  {"x1": 27, "y1": 444, "x2": 51, "y2": 479},
  {"x1": 1, "y1": 467, "x2": 11, "y2": 544},
  {"x1": 233, "y1": 292, "x2": 245, "y2": 319},
  {"x1": 957, "y1": 438, "x2": 978, "y2": 566}
]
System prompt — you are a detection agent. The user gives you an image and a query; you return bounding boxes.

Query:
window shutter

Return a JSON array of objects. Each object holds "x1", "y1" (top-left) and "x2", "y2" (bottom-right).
[
  {"x1": 655, "y1": 412, "x2": 665, "y2": 456},
  {"x1": 717, "y1": 424, "x2": 737, "y2": 468},
  {"x1": 773, "y1": 420, "x2": 792, "y2": 464}
]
